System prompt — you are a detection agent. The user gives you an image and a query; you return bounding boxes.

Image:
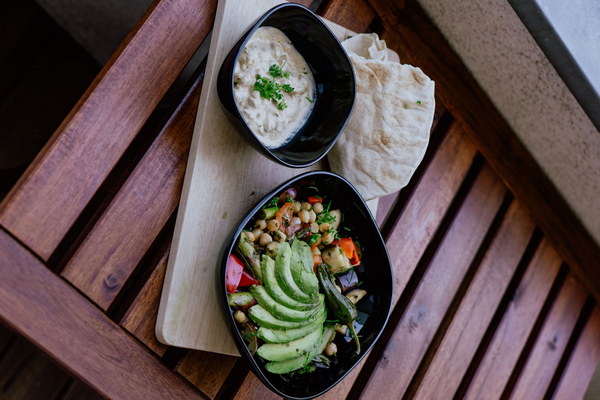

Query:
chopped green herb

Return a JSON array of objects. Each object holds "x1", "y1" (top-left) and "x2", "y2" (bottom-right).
[
  {"x1": 343, "y1": 226, "x2": 351, "y2": 231},
  {"x1": 286, "y1": 197, "x2": 294, "y2": 203},
  {"x1": 305, "y1": 96, "x2": 314, "y2": 103},
  {"x1": 307, "y1": 186, "x2": 318, "y2": 191},
  {"x1": 269, "y1": 64, "x2": 291, "y2": 78},
  {"x1": 357, "y1": 281, "x2": 364, "y2": 287},
  {"x1": 302, "y1": 70, "x2": 308, "y2": 74},
  {"x1": 347, "y1": 35, "x2": 353, "y2": 39},
  {"x1": 282, "y1": 84, "x2": 295, "y2": 93},
  {"x1": 277, "y1": 101, "x2": 288, "y2": 111},
  {"x1": 264, "y1": 196, "x2": 278, "y2": 209},
  {"x1": 416, "y1": 100, "x2": 422, "y2": 104},
  {"x1": 325, "y1": 319, "x2": 340, "y2": 323}
]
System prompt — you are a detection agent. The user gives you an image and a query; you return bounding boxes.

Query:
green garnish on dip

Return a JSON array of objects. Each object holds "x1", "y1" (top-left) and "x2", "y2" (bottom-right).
[{"x1": 253, "y1": 65, "x2": 296, "y2": 111}]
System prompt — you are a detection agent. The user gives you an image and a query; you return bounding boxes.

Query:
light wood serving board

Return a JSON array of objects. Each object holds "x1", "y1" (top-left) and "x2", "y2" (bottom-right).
[{"x1": 156, "y1": 0, "x2": 388, "y2": 356}]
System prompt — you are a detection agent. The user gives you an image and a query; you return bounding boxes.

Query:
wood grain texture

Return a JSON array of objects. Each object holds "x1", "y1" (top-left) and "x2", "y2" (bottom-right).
[
  {"x1": 464, "y1": 237, "x2": 563, "y2": 399},
  {"x1": 60, "y1": 72, "x2": 202, "y2": 311},
  {"x1": 320, "y1": 0, "x2": 375, "y2": 33},
  {"x1": 509, "y1": 273, "x2": 588, "y2": 399},
  {"x1": 175, "y1": 351, "x2": 238, "y2": 399},
  {"x1": 360, "y1": 163, "x2": 506, "y2": 399},
  {"x1": 365, "y1": 0, "x2": 600, "y2": 300},
  {"x1": 0, "y1": 0, "x2": 216, "y2": 260},
  {"x1": 385, "y1": 123, "x2": 477, "y2": 305},
  {"x1": 0, "y1": 230, "x2": 202, "y2": 400},
  {"x1": 413, "y1": 200, "x2": 535, "y2": 398},
  {"x1": 120, "y1": 249, "x2": 169, "y2": 356},
  {"x1": 233, "y1": 373, "x2": 281, "y2": 400},
  {"x1": 552, "y1": 305, "x2": 600, "y2": 400}
]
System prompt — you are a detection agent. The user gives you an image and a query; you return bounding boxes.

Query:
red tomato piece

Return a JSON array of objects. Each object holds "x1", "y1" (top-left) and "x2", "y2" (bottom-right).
[
  {"x1": 308, "y1": 196, "x2": 323, "y2": 204},
  {"x1": 239, "y1": 269, "x2": 259, "y2": 287},
  {"x1": 226, "y1": 254, "x2": 244, "y2": 293}
]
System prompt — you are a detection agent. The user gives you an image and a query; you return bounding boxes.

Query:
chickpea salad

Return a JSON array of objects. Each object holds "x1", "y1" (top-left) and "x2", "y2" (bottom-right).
[{"x1": 226, "y1": 187, "x2": 368, "y2": 375}]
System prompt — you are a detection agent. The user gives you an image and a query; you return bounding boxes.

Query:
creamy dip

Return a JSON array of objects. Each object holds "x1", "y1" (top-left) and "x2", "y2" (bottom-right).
[{"x1": 233, "y1": 27, "x2": 316, "y2": 149}]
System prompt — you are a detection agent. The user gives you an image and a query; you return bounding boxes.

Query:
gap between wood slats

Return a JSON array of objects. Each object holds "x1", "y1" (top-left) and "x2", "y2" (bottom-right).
[
  {"x1": 346, "y1": 154, "x2": 486, "y2": 398},
  {"x1": 454, "y1": 227, "x2": 544, "y2": 398},
  {"x1": 499, "y1": 264, "x2": 569, "y2": 398},
  {"x1": 403, "y1": 192, "x2": 516, "y2": 398},
  {"x1": 544, "y1": 296, "x2": 596, "y2": 398}
]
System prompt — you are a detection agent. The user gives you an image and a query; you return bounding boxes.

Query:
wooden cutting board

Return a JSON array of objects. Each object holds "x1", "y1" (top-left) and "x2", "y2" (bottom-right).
[{"x1": 155, "y1": 0, "x2": 386, "y2": 356}]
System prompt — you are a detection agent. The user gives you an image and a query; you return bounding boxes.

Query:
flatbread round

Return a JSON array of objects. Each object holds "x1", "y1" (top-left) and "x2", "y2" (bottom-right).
[{"x1": 328, "y1": 35, "x2": 435, "y2": 201}]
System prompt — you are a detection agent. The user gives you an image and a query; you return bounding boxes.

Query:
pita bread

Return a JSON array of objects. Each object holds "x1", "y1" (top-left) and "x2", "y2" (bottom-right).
[{"x1": 328, "y1": 34, "x2": 435, "y2": 201}]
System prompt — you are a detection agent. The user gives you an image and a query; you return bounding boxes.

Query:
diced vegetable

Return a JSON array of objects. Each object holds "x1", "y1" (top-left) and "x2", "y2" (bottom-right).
[
  {"x1": 308, "y1": 196, "x2": 322, "y2": 204},
  {"x1": 321, "y1": 245, "x2": 352, "y2": 275},
  {"x1": 258, "y1": 206, "x2": 278, "y2": 220},
  {"x1": 239, "y1": 270, "x2": 260, "y2": 287},
  {"x1": 226, "y1": 254, "x2": 244, "y2": 293},
  {"x1": 345, "y1": 288, "x2": 367, "y2": 304},
  {"x1": 332, "y1": 238, "x2": 361, "y2": 265},
  {"x1": 278, "y1": 188, "x2": 297, "y2": 204},
  {"x1": 305, "y1": 233, "x2": 321, "y2": 250},
  {"x1": 337, "y1": 269, "x2": 359, "y2": 292},
  {"x1": 237, "y1": 234, "x2": 263, "y2": 282},
  {"x1": 228, "y1": 291, "x2": 255, "y2": 307},
  {"x1": 275, "y1": 202, "x2": 294, "y2": 227}
]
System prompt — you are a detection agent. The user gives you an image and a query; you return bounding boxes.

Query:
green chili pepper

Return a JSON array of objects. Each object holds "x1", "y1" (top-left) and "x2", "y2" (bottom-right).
[{"x1": 316, "y1": 264, "x2": 360, "y2": 355}]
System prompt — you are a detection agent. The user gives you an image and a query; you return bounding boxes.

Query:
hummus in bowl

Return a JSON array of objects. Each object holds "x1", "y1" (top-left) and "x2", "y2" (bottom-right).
[
  {"x1": 217, "y1": 3, "x2": 355, "y2": 168},
  {"x1": 233, "y1": 27, "x2": 316, "y2": 149}
]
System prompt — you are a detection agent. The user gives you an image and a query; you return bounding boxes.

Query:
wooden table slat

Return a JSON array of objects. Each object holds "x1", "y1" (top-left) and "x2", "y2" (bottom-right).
[
  {"x1": 120, "y1": 249, "x2": 170, "y2": 356},
  {"x1": 552, "y1": 305, "x2": 600, "y2": 399},
  {"x1": 509, "y1": 273, "x2": 588, "y2": 399},
  {"x1": 0, "y1": 230, "x2": 202, "y2": 400},
  {"x1": 0, "y1": 0, "x2": 216, "y2": 260},
  {"x1": 413, "y1": 200, "x2": 535, "y2": 398},
  {"x1": 320, "y1": 0, "x2": 376, "y2": 34},
  {"x1": 464, "y1": 237, "x2": 563, "y2": 399},
  {"x1": 60, "y1": 74, "x2": 202, "y2": 310},
  {"x1": 175, "y1": 351, "x2": 238, "y2": 399},
  {"x1": 360, "y1": 163, "x2": 506, "y2": 399}
]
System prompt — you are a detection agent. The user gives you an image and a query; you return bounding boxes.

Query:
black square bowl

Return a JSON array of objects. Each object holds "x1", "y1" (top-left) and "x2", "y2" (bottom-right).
[
  {"x1": 220, "y1": 171, "x2": 393, "y2": 399},
  {"x1": 217, "y1": 3, "x2": 356, "y2": 168}
]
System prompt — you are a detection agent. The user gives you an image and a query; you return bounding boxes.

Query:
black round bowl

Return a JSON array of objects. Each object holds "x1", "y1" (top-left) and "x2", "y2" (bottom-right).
[
  {"x1": 220, "y1": 171, "x2": 393, "y2": 399},
  {"x1": 217, "y1": 4, "x2": 356, "y2": 168}
]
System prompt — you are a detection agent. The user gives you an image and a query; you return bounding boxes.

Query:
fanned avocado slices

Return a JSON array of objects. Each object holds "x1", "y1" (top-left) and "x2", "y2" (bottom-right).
[
  {"x1": 261, "y1": 255, "x2": 317, "y2": 310},
  {"x1": 275, "y1": 242, "x2": 315, "y2": 303},
  {"x1": 257, "y1": 307, "x2": 327, "y2": 343},
  {"x1": 290, "y1": 239, "x2": 319, "y2": 297},
  {"x1": 250, "y1": 285, "x2": 320, "y2": 322},
  {"x1": 248, "y1": 298, "x2": 324, "y2": 330},
  {"x1": 256, "y1": 326, "x2": 322, "y2": 362}
]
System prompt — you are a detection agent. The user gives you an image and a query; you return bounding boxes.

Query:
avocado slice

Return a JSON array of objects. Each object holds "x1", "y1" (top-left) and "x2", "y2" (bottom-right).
[
  {"x1": 250, "y1": 285, "x2": 320, "y2": 322},
  {"x1": 275, "y1": 242, "x2": 316, "y2": 303},
  {"x1": 263, "y1": 324, "x2": 335, "y2": 374},
  {"x1": 290, "y1": 239, "x2": 319, "y2": 297},
  {"x1": 249, "y1": 298, "x2": 324, "y2": 330},
  {"x1": 257, "y1": 326, "x2": 323, "y2": 362},
  {"x1": 261, "y1": 255, "x2": 317, "y2": 310},
  {"x1": 258, "y1": 307, "x2": 327, "y2": 343}
]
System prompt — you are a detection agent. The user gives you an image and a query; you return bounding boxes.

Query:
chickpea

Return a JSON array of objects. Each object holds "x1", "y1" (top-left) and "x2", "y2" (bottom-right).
[
  {"x1": 325, "y1": 342, "x2": 337, "y2": 356},
  {"x1": 290, "y1": 216, "x2": 301, "y2": 226},
  {"x1": 298, "y1": 210, "x2": 310, "y2": 223},
  {"x1": 259, "y1": 233, "x2": 273, "y2": 246},
  {"x1": 301, "y1": 202, "x2": 312, "y2": 211},
  {"x1": 265, "y1": 241, "x2": 280, "y2": 257},
  {"x1": 273, "y1": 230, "x2": 287, "y2": 242},
  {"x1": 243, "y1": 231, "x2": 255, "y2": 242},
  {"x1": 308, "y1": 210, "x2": 317, "y2": 223},
  {"x1": 292, "y1": 201, "x2": 302, "y2": 213},
  {"x1": 267, "y1": 219, "x2": 280, "y2": 232},
  {"x1": 254, "y1": 219, "x2": 267, "y2": 230},
  {"x1": 251, "y1": 229, "x2": 263, "y2": 241},
  {"x1": 319, "y1": 222, "x2": 331, "y2": 233},
  {"x1": 313, "y1": 202, "x2": 324, "y2": 213},
  {"x1": 322, "y1": 232, "x2": 335, "y2": 245},
  {"x1": 234, "y1": 310, "x2": 247, "y2": 324},
  {"x1": 310, "y1": 222, "x2": 319, "y2": 233}
]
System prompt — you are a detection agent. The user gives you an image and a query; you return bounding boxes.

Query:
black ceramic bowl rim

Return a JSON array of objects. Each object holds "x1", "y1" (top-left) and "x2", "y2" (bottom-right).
[
  {"x1": 220, "y1": 171, "x2": 393, "y2": 400},
  {"x1": 220, "y1": 3, "x2": 356, "y2": 168}
]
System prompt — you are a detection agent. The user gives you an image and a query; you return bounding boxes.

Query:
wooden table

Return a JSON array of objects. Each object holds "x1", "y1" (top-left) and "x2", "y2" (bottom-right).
[{"x1": 1, "y1": 0, "x2": 599, "y2": 398}]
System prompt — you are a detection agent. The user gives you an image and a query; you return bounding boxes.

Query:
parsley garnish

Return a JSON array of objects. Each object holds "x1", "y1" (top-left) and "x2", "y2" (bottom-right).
[
  {"x1": 264, "y1": 196, "x2": 278, "y2": 209},
  {"x1": 253, "y1": 65, "x2": 295, "y2": 111},
  {"x1": 416, "y1": 100, "x2": 422, "y2": 104},
  {"x1": 325, "y1": 319, "x2": 340, "y2": 323},
  {"x1": 305, "y1": 97, "x2": 314, "y2": 103},
  {"x1": 269, "y1": 64, "x2": 291, "y2": 78}
]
